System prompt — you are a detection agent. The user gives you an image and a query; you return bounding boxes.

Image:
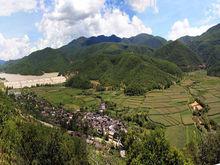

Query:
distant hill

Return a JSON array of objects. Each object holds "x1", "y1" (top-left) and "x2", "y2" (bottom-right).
[
  {"x1": 70, "y1": 52, "x2": 182, "y2": 90},
  {"x1": 1, "y1": 33, "x2": 168, "y2": 75},
  {"x1": 207, "y1": 61, "x2": 220, "y2": 77},
  {"x1": 84, "y1": 35, "x2": 122, "y2": 46},
  {"x1": 154, "y1": 41, "x2": 202, "y2": 71},
  {"x1": 2, "y1": 48, "x2": 69, "y2": 75},
  {"x1": 179, "y1": 23, "x2": 220, "y2": 76},
  {"x1": 3, "y1": 24, "x2": 220, "y2": 78},
  {"x1": 122, "y1": 33, "x2": 167, "y2": 49},
  {"x1": 0, "y1": 60, "x2": 5, "y2": 65},
  {"x1": 1, "y1": 42, "x2": 154, "y2": 75}
]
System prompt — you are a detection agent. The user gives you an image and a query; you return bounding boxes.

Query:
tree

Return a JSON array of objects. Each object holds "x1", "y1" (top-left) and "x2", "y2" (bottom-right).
[
  {"x1": 198, "y1": 132, "x2": 220, "y2": 165},
  {"x1": 124, "y1": 83, "x2": 145, "y2": 96},
  {"x1": 66, "y1": 75, "x2": 91, "y2": 89},
  {"x1": 125, "y1": 129, "x2": 191, "y2": 165}
]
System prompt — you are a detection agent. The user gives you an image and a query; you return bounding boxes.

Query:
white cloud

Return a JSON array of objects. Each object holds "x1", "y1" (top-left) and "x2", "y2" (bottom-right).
[
  {"x1": 206, "y1": 0, "x2": 220, "y2": 21},
  {"x1": 0, "y1": 0, "x2": 152, "y2": 60},
  {"x1": 128, "y1": 0, "x2": 158, "y2": 13},
  {"x1": 37, "y1": 0, "x2": 152, "y2": 49},
  {"x1": 0, "y1": 0, "x2": 37, "y2": 16},
  {"x1": 0, "y1": 33, "x2": 32, "y2": 60},
  {"x1": 168, "y1": 19, "x2": 213, "y2": 40}
]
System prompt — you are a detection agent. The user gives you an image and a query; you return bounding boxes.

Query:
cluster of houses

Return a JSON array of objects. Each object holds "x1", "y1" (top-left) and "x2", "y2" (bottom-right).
[
  {"x1": 10, "y1": 90, "x2": 127, "y2": 156},
  {"x1": 13, "y1": 92, "x2": 75, "y2": 127},
  {"x1": 83, "y1": 112, "x2": 127, "y2": 146}
]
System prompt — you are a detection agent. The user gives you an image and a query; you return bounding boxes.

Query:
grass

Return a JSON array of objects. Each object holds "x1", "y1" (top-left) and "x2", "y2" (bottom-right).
[
  {"x1": 87, "y1": 145, "x2": 125, "y2": 165},
  {"x1": 209, "y1": 114, "x2": 220, "y2": 123},
  {"x1": 27, "y1": 86, "x2": 100, "y2": 111},
  {"x1": 181, "y1": 110, "x2": 194, "y2": 125},
  {"x1": 165, "y1": 125, "x2": 201, "y2": 149},
  {"x1": 0, "y1": 82, "x2": 4, "y2": 91},
  {"x1": 184, "y1": 70, "x2": 220, "y2": 117}
]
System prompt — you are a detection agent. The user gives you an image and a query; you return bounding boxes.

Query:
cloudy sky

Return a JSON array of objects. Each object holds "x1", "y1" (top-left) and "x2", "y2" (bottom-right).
[{"x1": 0, "y1": 0, "x2": 220, "y2": 60}]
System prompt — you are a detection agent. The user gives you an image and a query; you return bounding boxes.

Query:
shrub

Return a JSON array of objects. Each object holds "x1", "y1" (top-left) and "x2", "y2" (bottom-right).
[
  {"x1": 66, "y1": 75, "x2": 91, "y2": 89},
  {"x1": 124, "y1": 83, "x2": 146, "y2": 96}
]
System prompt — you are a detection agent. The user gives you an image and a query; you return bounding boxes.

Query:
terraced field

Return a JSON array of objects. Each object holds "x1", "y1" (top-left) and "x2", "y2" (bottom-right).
[
  {"x1": 185, "y1": 71, "x2": 220, "y2": 122},
  {"x1": 26, "y1": 87, "x2": 100, "y2": 110},
  {"x1": 27, "y1": 70, "x2": 220, "y2": 148}
]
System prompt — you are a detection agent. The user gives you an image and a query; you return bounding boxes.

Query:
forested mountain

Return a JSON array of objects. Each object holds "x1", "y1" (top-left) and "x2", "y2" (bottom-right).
[
  {"x1": 1, "y1": 42, "x2": 154, "y2": 75},
  {"x1": 154, "y1": 41, "x2": 203, "y2": 71},
  {"x1": 122, "y1": 33, "x2": 167, "y2": 48},
  {"x1": 2, "y1": 24, "x2": 220, "y2": 79},
  {"x1": 0, "y1": 34, "x2": 166, "y2": 75},
  {"x1": 68, "y1": 52, "x2": 182, "y2": 91},
  {"x1": 179, "y1": 23, "x2": 220, "y2": 76},
  {"x1": 3, "y1": 48, "x2": 69, "y2": 75},
  {"x1": 0, "y1": 60, "x2": 5, "y2": 65}
]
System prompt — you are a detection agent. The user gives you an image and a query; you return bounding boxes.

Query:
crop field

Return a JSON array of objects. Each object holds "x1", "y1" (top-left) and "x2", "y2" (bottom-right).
[
  {"x1": 165, "y1": 125, "x2": 201, "y2": 148},
  {"x1": 185, "y1": 71, "x2": 220, "y2": 118},
  {"x1": 26, "y1": 86, "x2": 100, "y2": 110},
  {"x1": 28, "y1": 70, "x2": 220, "y2": 149}
]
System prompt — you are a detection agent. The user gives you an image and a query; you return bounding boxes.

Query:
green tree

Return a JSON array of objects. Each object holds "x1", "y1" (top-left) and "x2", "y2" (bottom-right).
[
  {"x1": 198, "y1": 132, "x2": 220, "y2": 165},
  {"x1": 66, "y1": 75, "x2": 91, "y2": 89},
  {"x1": 125, "y1": 129, "x2": 191, "y2": 165},
  {"x1": 124, "y1": 83, "x2": 146, "y2": 96}
]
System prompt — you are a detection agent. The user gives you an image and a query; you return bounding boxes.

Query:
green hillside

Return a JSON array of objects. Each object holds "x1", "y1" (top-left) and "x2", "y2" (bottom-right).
[
  {"x1": 2, "y1": 48, "x2": 70, "y2": 75},
  {"x1": 179, "y1": 23, "x2": 220, "y2": 76},
  {"x1": 154, "y1": 41, "x2": 202, "y2": 71},
  {"x1": 207, "y1": 61, "x2": 220, "y2": 76},
  {"x1": 122, "y1": 33, "x2": 167, "y2": 49},
  {"x1": 1, "y1": 42, "x2": 154, "y2": 75},
  {"x1": 69, "y1": 52, "x2": 182, "y2": 91},
  {"x1": 0, "y1": 34, "x2": 166, "y2": 75}
]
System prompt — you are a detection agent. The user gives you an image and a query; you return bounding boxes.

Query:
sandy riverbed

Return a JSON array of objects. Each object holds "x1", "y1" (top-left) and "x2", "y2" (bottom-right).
[
  {"x1": 0, "y1": 72, "x2": 66, "y2": 88},
  {"x1": 0, "y1": 72, "x2": 60, "y2": 82}
]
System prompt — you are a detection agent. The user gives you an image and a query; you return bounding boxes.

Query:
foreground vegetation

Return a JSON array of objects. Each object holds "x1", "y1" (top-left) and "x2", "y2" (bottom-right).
[{"x1": 0, "y1": 92, "x2": 88, "y2": 164}]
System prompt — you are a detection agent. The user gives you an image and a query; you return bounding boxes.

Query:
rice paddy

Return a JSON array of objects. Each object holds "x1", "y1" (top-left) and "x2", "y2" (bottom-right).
[{"x1": 28, "y1": 70, "x2": 220, "y2": 148}]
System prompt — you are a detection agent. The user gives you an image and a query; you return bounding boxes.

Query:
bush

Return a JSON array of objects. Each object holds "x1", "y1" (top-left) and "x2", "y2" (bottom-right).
[
  {"x1": 96, "y1": 85, "x2": 105, "y2": 92},
  {"x1": 124, "y1": 83, "x2": 146, "y2": 96},
  {"x1": 125, "y1": 129, "x2": 191, "y2": 165},
  {"x1": 66, "y1": 75, "x2": 91, "y2": 89}
]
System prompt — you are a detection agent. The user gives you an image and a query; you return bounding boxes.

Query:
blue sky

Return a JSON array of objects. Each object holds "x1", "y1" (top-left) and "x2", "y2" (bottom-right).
[{"x1": 0, "y1": 0, "x2": 220, "y2": 60}]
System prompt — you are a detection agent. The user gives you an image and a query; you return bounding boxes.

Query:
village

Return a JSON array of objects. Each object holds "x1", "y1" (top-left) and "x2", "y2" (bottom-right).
[{"x1": 8, "y1": 90, "x2": 127, "y2": 157}]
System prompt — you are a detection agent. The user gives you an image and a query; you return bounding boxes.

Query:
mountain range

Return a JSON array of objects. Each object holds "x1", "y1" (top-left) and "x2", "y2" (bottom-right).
[
  {"x1": 1, "y1": 23, "x2": 220, "y2": 90},
  {"x1": 0, "y1": 60, "x2": 5, "y2": 65},
  {"x1": 179, "y1": 24, "x2": 220, "y2": 76}
]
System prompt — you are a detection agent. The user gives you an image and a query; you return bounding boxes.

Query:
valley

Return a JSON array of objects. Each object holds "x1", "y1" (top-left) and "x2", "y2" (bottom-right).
[
  {"x1": 1, "y1": 1, "x2": 220, "y2": 164},
  {"x1": 23, "y1": 70, "x2": 220, "y2": 149},
  {"x1": 1, "y1": 22, "x2": 220, "y2": 165}
]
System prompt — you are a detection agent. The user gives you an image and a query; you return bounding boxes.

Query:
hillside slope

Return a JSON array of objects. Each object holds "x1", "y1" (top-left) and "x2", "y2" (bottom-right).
[
  {"x1": 1, "y1": 42, "x2": 154, "y2": 75},
  {"x1": 2, "y1": 48, "x2": 69, "y2": 75},
  {"x1": 154, "y1": 41, "x2": 203, "y2": 71},
  {"x1": 1, "y1": 34, "x2": 167, "y2": 75},
  {"x1": 70, "y1": 52, "x2": 182, "y2": 90},
  {"x1": 179, "y1": 23, "x2": 220, "y2": 76},
  {"x1": 122, "y1": 33, "x2": 167, "y2": 49}
]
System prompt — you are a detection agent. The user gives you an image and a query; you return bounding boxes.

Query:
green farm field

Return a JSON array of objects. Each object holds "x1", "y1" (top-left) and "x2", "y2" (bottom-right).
[{"x1": 27, "y1": 70, "x2": 220, "y2": 149}]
